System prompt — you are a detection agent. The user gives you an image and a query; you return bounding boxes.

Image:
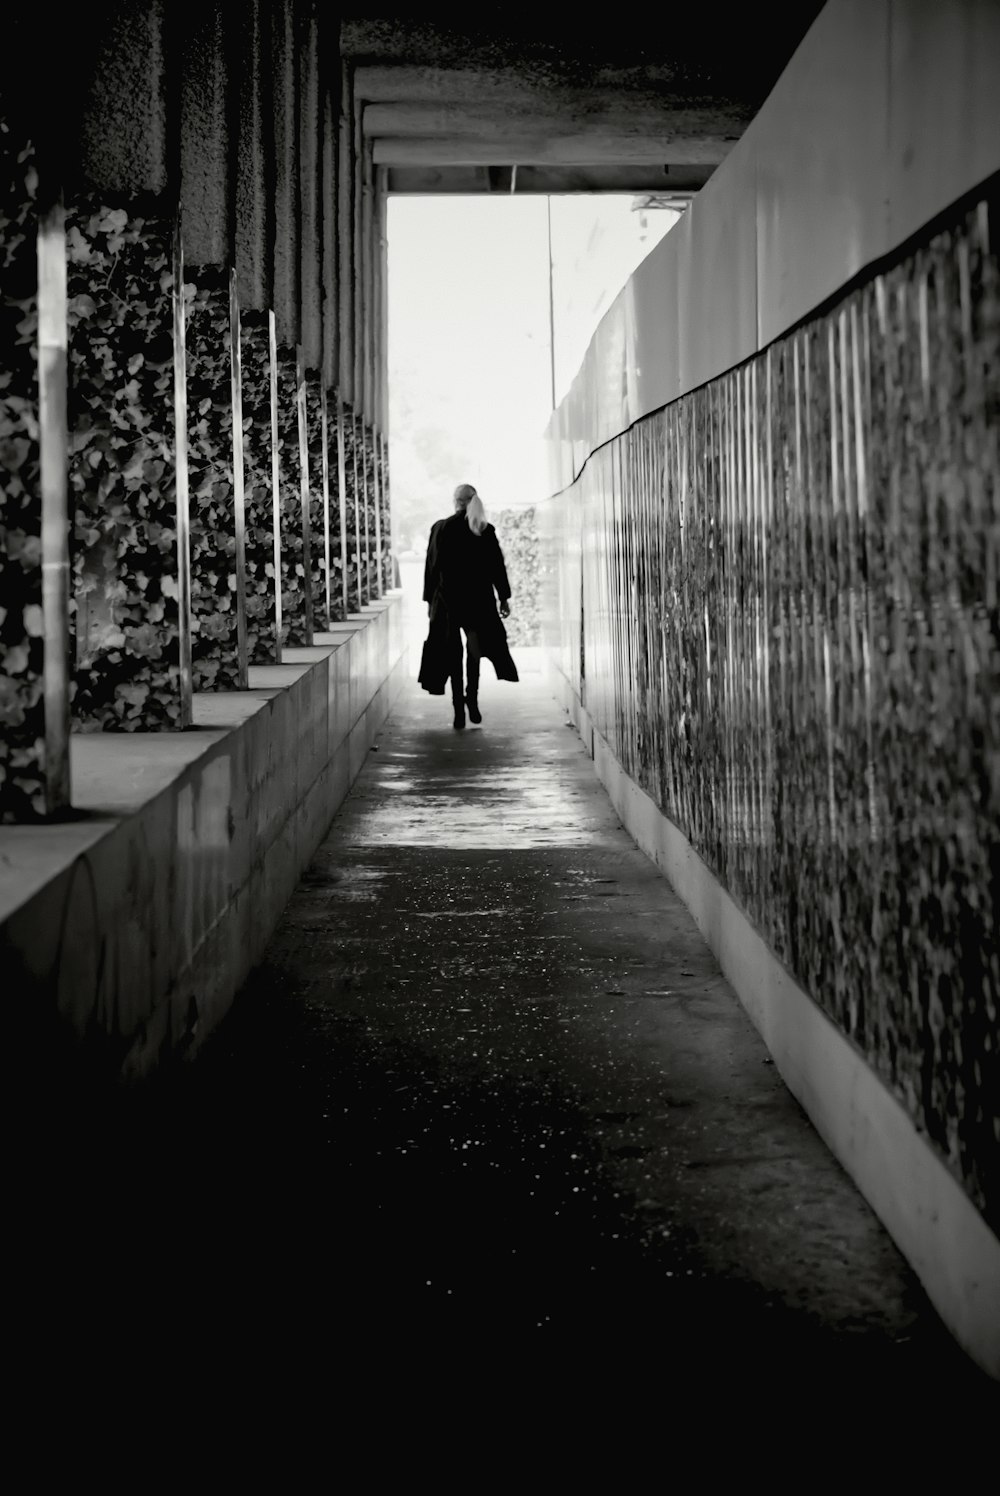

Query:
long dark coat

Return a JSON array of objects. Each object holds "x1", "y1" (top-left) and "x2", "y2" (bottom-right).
[{"x1": 418, "y1": 512, "x2": 519, "y2": 694}]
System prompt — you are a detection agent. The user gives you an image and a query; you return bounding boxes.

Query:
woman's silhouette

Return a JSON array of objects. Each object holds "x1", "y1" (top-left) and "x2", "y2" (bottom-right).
[{"x1": 419, "y1": 484, "x2": 518, "y2": 729}]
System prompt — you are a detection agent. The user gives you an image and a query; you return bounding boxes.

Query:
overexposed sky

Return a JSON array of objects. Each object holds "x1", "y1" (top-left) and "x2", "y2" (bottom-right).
[{"x1": 387, "y1": 195, "x2": 679, "y2": 511}]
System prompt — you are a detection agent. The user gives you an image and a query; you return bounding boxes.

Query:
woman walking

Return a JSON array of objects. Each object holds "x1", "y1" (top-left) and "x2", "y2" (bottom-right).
[{"x1": 419, "y1": 484, "x2": 518, "y2": 729}]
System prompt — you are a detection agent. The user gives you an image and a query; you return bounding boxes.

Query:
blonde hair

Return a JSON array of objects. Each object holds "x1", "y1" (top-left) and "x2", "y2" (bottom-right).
[{"x1": 454, "y1": 482, "x2": 487, "y2": 536}]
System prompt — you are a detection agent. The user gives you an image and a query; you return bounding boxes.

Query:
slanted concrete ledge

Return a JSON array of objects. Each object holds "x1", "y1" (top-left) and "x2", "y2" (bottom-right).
[
  {"x1": 547, "y1": 659, "x2": 1000, "y2": 1382},
  {"x1": 1, "y1": 595, "x2": 407, "y2": 1079}
]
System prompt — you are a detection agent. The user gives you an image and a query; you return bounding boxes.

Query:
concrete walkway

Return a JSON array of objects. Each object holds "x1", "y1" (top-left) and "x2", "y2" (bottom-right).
[{"x1": 19, "y1": 654, "x2": 995, "y2": 1421}]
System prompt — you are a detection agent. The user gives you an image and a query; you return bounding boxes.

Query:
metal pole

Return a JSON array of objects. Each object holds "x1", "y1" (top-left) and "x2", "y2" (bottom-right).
[
  {"x1": 372, "y1": 425, "x2": 383, "y2": 598},
  {"x1": 229, "y1": 270, "x2": 249, "y2": 687},
  {"x1": 321, "y1": 388, "x2": 332, "y2": 628},
  {"x1": 546, "y1": 195, "x2": 556, "y2": 411},
  {"x1": 296, "y1": 346, "x2": 314, "y2": 646},
  {"x1": 37, "y1": 187, "x2": 71, "y2": 811},
  {"x1": 268, "y1": 310, "x2": 283, "y2": 662},
  {"x1": 336, "y1": 392, "x2": 348, "y2": 618},
  {"x1": 171, "y1": 226, "x2": 193, "y2": 726}
]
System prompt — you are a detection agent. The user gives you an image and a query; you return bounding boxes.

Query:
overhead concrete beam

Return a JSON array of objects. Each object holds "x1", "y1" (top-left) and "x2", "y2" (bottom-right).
[
  {"x1": 353, "y1": 65, "x2": 754, "y2": 114},
  {"x1": 373, "y1": 135, "x2": 732, "y2": 167},
  {"x1": 385, "y1": 163, "x2": 714, "y2": 194},
  {"x1": 360, "y1": 100, "x2": 749, "y2": 140}
]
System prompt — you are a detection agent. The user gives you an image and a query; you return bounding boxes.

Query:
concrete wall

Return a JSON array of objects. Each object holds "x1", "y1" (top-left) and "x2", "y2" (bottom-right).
[
  {"x1": 540, "y1": 0, "x2": 1000, "y2": 1378},
  {"x1": 544, "y1": 0, "x2": 1000, "y2": 492},
  {"x1": 1, "y1": 598, "x2": 407, "y2": 1076}
]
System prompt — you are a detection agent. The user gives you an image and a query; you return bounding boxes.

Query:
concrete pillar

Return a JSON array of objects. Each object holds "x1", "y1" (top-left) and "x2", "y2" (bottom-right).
[
  {"x1": 234, "y1": 0, "x2": 273, "y2": 313},
  {"x1": 319, "y1": 57, "x2": 345, "y2": 623},
  {"x1": 337, "y1": 62, "x2": 355, "y2": 408},
  {"x1": 362, "y1": 143, "x2": 375, "y2": 428},
  {"x1": 352, "y1": 93, "x2": 365, "y2": 424},
  {"x1": 270, "y1": 0, "x2": 300, "y2": 349},
  {"x1": 321, "y1": 71, "x2": 340, "y2": 394},
  {"x1": 42, "y1": 10, "x2": 186, "y2": 732},
  {"x1": 375, "y1": 167, "x2": 392, "y2": 592},
  {"x1": 178, "y1": 9, "x2": 231, "y2": 268},
  {"x1": 177, "y1": 8, "x2": 248, "y2": 692},
  {"x1": 73, "y1": 0, "x2": 171, "y2": 201},
  {"x1": 297, "y1": 1, "x2": 323, "y2": 374}
]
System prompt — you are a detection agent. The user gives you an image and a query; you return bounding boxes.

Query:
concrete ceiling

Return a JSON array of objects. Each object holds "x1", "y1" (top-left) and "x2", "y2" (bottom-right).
[{"x1": 339, "y1": 10, "x2": 826, "y2": 195}]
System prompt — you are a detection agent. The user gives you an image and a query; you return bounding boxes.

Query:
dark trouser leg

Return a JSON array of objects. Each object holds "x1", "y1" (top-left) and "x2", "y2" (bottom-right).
[
  {"x1": 465, "y1": 631, "x2": 482, "y2": 721},
  {"x1": 449, "y1": 628, "x2": 465, "y2": 726},
  {"x1": 465, "y1": 631, "x2": 481, "y2": 699}
]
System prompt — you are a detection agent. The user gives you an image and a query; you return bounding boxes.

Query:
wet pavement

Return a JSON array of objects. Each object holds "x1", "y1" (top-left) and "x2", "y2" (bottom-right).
[{"x1": 17, "y1": 655, "x2": 997, "y2": 1421}]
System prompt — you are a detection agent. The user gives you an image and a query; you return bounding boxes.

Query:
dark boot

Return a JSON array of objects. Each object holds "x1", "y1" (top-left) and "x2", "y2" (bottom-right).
[
  {"x1": 466, "y1": 657, "x2": 481, "y2": 724},
  {"x1": 451, "y1": 686, "x2": 465, "y2": 730}
]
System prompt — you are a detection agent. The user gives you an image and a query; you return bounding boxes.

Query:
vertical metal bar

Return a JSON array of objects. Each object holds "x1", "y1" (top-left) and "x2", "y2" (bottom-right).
[
  {"x1": 229, "y1": 270, "x2": 249, "y2": 687},
  {"x1": 380, "y1": 431, "x2": 391, "y2": 588},
  {"x1": 171, "y1": 226, "x2": 193, "y2": 726},
  {"x1": 321, "y1": 387, "x2": 332, "y2": 628},
  {"x1": 268, "y1": 310, "x2": 283, "y2": 662},
  {"x1": 37, "y1": 188, "x2": 71, "y2": 811},
  {"x1": 296, "y1": 347, "x2": 314, "y2": 645},
  {"x1": 336, "y1": 393, "x2": 349, "y2": 618},
  {"x1": 372, "y1": 424, "x2": 383, "y2": 598},
  {"x1": 352, "y1": 410, "x2": 362, "y2": 610},
  {"x1": 377, "y1": 166, "x2": 390, "y2": 434},
  {"x1": 361, "y1": 424, "x2": 371, "y2": 604}
]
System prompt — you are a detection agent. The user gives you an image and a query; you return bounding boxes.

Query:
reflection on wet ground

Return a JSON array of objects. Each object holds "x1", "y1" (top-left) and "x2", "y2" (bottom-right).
[{"x1": 17, "y1": 664, "x2": 996, "y2": 1421}]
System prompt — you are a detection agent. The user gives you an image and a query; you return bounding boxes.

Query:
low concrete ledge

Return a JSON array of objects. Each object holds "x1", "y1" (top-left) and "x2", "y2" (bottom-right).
[
  {"x1": 1, "y1": 595, "x2": 407, "y2": 1080},
  {"x1": 547, "y1": 658, "x2": 1000, "y2": 1382}
]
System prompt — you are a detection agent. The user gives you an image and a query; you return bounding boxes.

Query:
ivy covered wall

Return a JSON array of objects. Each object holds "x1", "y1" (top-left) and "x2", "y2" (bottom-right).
[
  {"x1": 492, "y1": 506, "x2": 540, "y2": 647},
  {"x1": 187, "y1": 268, "x2": 243, "y2": 692},
  {"x1": 0, "y1": 0, "x2": 391, "y2": 820},
  {"x1": 67, "y1": 200, "x2": 182, "y2": 732},
  {"x1": 0, "y1": 123, "x2": 45, "y2": 818}
]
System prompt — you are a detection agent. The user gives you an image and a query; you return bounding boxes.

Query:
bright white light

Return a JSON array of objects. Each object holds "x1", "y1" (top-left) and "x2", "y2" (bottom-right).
[{"x1": 386, "y1": 194, "x2": 680, "y2": 549}]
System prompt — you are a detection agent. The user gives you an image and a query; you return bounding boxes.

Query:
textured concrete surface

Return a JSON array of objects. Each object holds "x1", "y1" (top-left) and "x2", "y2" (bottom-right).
[{"x1": 13, "y1": 659, "x2": 996, "y2": 1423}]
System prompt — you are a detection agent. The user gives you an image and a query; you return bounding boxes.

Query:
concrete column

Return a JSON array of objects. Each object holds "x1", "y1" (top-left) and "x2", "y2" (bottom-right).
[
  {"x1": 234, "y1": 0, "x2": 273, "y2": 313},
  {"x1": 177, "y1": 7, "x2": 248, "y2": 693},
  {"x1": 73, "y1": 0, "x2": 171, "y2": 201},
  {"x1": 319, "y1": 56, "x2": 345, "y2": 622},
  {"x1": 28, "y1": 8, "x2": 187, "y2": 735},
  {"x1": 375, "y1": 168, "x2": 392, "y2": 592},
  {"x1": 178, "y1": 8, "x2": 231, "y2": 267},
  {"x1": 362, "y1": 142, "x2": 375, "y2": 427},
  {"x1": 271, "y1": 0, "x2": 300, "y2": 348},
  {"x1": 374, "y1": 167, "x2": 389, "y2": 435},
  {"x1": 297, "y1": 0, "x2": 322, "y2": 373},
  {"x1": 321, "y1": 69, "x2": 340, "y2": 394},
  {"x1": 337, "y1": 62, "x2": 355, "y2": 406},
  {"x1": 352, "y1": 93, "x2": 365, "y2": 425}
]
